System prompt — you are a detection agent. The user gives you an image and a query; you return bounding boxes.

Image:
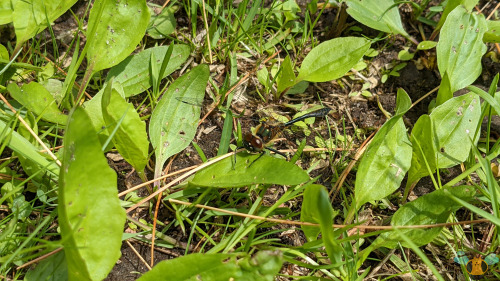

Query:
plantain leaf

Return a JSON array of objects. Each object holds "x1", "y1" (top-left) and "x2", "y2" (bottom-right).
[
  {"x1": 0, "y1": 0, "x2": 14, "y2": 25},
  {"x1": 12, "y1": 0, "x2": 77, "y2": 51},
  {"x1": 106, "y1": 45, "x2": 190, "y2": 97},
  {"x1": 59, "y1": 107, "x2": 125, "y2": 281},
  {"x1": 189, "y1": 153, "x2": 309, "y2": 188},
  {"x1": 82, "y1": 84, "x2": 125, "y2": 151},
  {"x1": 86, "y1": 0, "x2": 150, "y2": 73},
  {"x1": 137, "y1": 251, "x2": 283, "y2": 281},
  {"x1": 7, "y1": 82, "x2": 67, "y2": 125},
  {"x1": 147, "y1": 7, "x2": 176, "y2": 39},
  {"x1": 276, "y1": 55, "x2": 295, "y2": 94},
  {"x1": 484, "y1": 19, "x2": 500, "y2": 43},
  {"x1": 430, "y1": 92, "x2": 481, "y2": 168},
  {"x1": 355, "y1": 89, "x2": 412, "y2": 210},
  {"x1": 149, "y1": 64, "x2": 209, "y2": 179},
  {"x1": 372, "y1": 185, "x2": 475, "y2": 249},
  {"x1": 101, "y1": 81, "x2": 149, "y2": 174},
  {"x1": 345, "y1": 0, "x2": 409, "y2": 37},
  {"x1": 297, "y1": 37, "x2": 371, "y2": 83},
  {"x1": 407, "y1": 115, "x2": 437, "y2": 188},
  {"x1": 436, "y1": 5, "x2": 487, "y2": 93},
  {"x1": 24, "y1": 250, "x2": 67, "y2": 281}
]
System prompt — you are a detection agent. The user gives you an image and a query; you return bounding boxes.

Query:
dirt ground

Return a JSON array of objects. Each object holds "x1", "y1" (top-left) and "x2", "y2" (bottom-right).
[{"x1": 3, "y1": 0, "x2": 499, "y2": 280}]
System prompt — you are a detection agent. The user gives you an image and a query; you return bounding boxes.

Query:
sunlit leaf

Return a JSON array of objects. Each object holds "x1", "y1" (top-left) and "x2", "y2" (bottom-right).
[
  {"x1": 355, "y1": 89, "x2": 412, "y2": 210},
  {"x1": 436, "y1": 5, "x2": 487, "y2": 93},
  {"x1": 59, "y1": 107, "x2": 125, "y2": 281},
  {"x1": 86, "y1": 0, "x2": 150, "y2": 73},
  {"x1": 106, "y1": 45, "x2": 190, "y2": 97},
  {"x1": 417, "y1": 41, "x2": 437, "y2": 50},
  {"x1": 101, "y1": 81, "x2": 149, "y2": 174},
  {"x1": 430, "y1": 92, "x2": 480, "y2": 168},
  {"x1": 297, "y1": 37, "x2": 371, "y2": 83},
  {"x1": 484, "y1": 19, "x2": 500, "y2": 43},
  {"x1": 137, "y1": 251, "x2": 283, "y2": 281},
  {"x1": 12, "y1": 0, "x2": 77, "y2": 51},
  {"x1": 147, "y1": 7, "x2": 176, "y2": 39},
  {"x1": 7, "y1": 82, "x2": 67, "y2": 125},
  {"x1": 276, "y1": 55, "x2": 295, "y2": 94},
  {"x1": 407, "y1": 115, "x2": 437, "y2": 188},
  {"x1": 0, "y1": 0, "x2": 14, "y2": 25},
  {"x1": 190, "y1": 153, "x2": 309, "y2": 188},
  {"x1": 372, "y1": 185, "x2": 475, "y2": 249},
  {"x1": 149, "y1": 64, "x2": 209, "y2": 179},
  {"x1": 82, "y1": 83, "x2": 126, "y2": 151},
  {"x1": 434, "y1": 0, "x2": 478, "y2": 32},
  {"x1": 345, "y1": 0, "x2": 409, "y2": 37}
]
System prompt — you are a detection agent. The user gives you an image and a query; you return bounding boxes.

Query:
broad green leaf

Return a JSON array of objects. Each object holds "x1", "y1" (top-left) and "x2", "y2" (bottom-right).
[
  {"x1": 0, "y1": 120, "x2": 59, "y2": 177},
  {"x1": 0, "y1": 0, "x2": 14, "y2": 25},
  {"x1": 301, "y1": 184, "x2": 342, "y2": 265},
  {"x1": 101, "y1": 82, "x2": 149, "y2": 174},
  {"x1": 86, "y1": 0, "x2": 150, "y2": 73},
  {"x1": 147, "y1": 7, "x2": 176, "y2": 39},
  {"x1": 436, "y1": 5, "x2": 487, "y2": 93},
  {"x1": 372, "y1": 185, "x2": 475, "y2": 249},
  {"x1": 82, "y1": 83, "x2": 126, "y2": 151},
  {"x1": 0, "y1": 44, "x2": 8, "y2": 60},
  {"x1": 82, "y1": 86, "x2": 123, "y2": 151},
  {"x1": 24, "y1": 250, "x2": 67, "y2": 281},
  {"x1": 59, "y1": 107, "x2": 125, "y2": 281},
  {"x1": 430, "y1": 92, "x2": 481, "y2": 168},
  {"x1": 355, "y1": 89, "x2": 412, "y2": 210},
  {"x1": 345, "y1": 0, "x2": 409, "y2": 37},
  {"x1": 407, "y1": 115, "x2": 437, "y2": 187},
  {"x1": 287, "y1": 81, "x2": 309, "y2": 95},
  {"x1": 484, "y1": 20, "x2": 500, "y2": 43},
  {"x1": 434, "y1": 0, "x2": 478, "y2": 32},
  {"x1": 7, "y1": 82, "x2": 68, "y2": 125},
  {"x1": 106, "y1": 45, "x2": 190, "y2": 97},
  {"x1": 276, "y1": 55, "x2": 295, "y2": 94},
  {"x1": 436, "y1": 72, "x2": 452, "y2": 106},
  {"x1": 149, "y1": 64, "x2": 209, "y2": 178},
  {"x1": 417, "y1": 41, "x2": 437, "y2": 50},
  {"x1": 12, "y1": 0, "x2": 77, "y2": 51},
  {"x1": 137, "y1": 251, "x2": 283, "y2": 281},
  {"x1": 395, "y1": 88, "x2": 412, "y2": 115},
  {"x1": 40, "y1": 79, "x2": 65, "y2": 104},
  {"x1": 190, "y1": 153, "x2": 309, "y2": 188},
  {"x1": 296, "y1": 37, "x2": 371, "y2": 83}
]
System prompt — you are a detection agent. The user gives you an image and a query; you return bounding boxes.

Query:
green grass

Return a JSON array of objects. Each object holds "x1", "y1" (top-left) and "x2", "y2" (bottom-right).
[{"x1": 0, "y1": 0, "x2": 499, "y2": 280}]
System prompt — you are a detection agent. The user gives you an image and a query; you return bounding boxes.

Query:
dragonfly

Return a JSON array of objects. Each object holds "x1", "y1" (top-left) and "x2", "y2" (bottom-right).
[{"x1": 239, "y1": 107, "x2": 332, "y2": 165}]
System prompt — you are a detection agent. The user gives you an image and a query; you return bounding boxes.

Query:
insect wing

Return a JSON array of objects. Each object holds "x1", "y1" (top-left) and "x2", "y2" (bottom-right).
[
  {"x1": 484, "y1": 253, "x2": 499, "y2": 265},
  {"x1": 454, "y1": 251, "x2": 469, "y2": 265}
]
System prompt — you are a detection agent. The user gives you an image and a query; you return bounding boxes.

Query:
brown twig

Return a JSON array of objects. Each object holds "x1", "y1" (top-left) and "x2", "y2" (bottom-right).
[
  {"x1": 126, "y1": 240, "x2": 152, "y2": 270},
  {"x1": 169, "y1": 198, "x2": 489, "y2": 230},
  {"x1": 125, "y1": 151, "x2": 237, "y2": 213},
  {"x1": 16, "y1": 247, "x2": 63, "y2": 270},
  {"x1": 329, "y1": 130, "x2": 377, "y2": 201}
]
